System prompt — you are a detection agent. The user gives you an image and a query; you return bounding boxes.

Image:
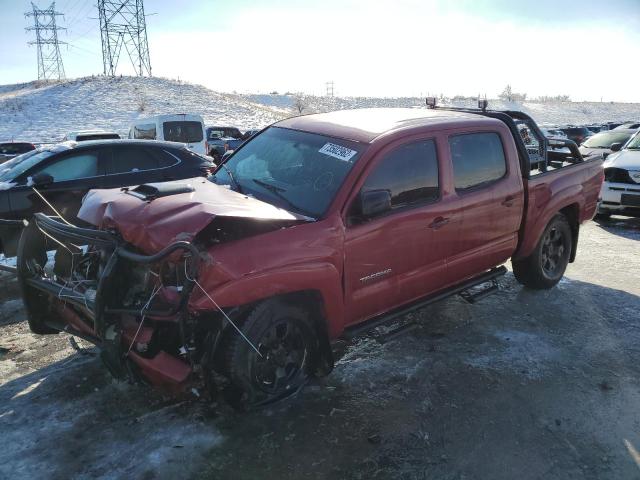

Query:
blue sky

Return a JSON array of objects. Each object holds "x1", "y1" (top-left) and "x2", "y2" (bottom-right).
[{"x1": 2, "y1": 0, "x2": 640, "y2": 101}]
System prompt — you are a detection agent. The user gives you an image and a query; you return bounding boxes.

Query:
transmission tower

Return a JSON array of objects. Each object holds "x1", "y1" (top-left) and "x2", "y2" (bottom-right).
[
  {"x1": 325, "y1": 81, "x2": 334, "y2": 97},
  {"x1": 98, "y1": 0, "x2": 151, "y2": 77},
  {"x1": 25, "y1": 2, "x2": 66, "y2": 81}
]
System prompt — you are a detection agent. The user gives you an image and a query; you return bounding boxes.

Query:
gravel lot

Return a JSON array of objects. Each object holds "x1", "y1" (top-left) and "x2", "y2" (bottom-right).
[{"x1": 1, "y1": 217, "x2": 639, "y2": 480}]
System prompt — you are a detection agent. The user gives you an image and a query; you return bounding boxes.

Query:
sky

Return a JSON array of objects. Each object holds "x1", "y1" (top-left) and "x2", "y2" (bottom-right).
[{"x1": 1, "y1": 0, "x2": 640, "y2": 102}]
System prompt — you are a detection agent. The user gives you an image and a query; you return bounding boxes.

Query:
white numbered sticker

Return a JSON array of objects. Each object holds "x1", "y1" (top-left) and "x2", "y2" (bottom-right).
[{"x1": 318, "y1": 142, "x2": 357, "y2": 162}]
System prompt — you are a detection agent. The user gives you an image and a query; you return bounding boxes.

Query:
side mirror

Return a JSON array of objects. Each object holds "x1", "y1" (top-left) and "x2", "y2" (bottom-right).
[
  {"x1": 610, "y1": 143, "x2": 622, "y2": 152},
  {"x1": 361, "y1": 189, "x2": 392, "y2": 218},
  {"x1": 31, "y1": 172, "x2": 54, "y2": 186},
  {"x1": 221, "y1": 150, "x2": 233, "y2": 162}
]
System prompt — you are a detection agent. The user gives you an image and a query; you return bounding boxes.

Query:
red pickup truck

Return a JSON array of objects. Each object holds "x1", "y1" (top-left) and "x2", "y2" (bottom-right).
[{"x1": 17, "y1": 104, "x2": 603, "y2": 408}]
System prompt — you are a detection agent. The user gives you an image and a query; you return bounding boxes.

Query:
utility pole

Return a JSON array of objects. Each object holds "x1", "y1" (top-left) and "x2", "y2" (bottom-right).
[
  {"x1": 325, "y1": 81, "x2": 334, "y2": 97},
  {"x1": 98, "y1": 0, "x2": 152, "y2": 77},
  {"x1": 25, "y1": 2, "x2": 66, "y2": 81}
]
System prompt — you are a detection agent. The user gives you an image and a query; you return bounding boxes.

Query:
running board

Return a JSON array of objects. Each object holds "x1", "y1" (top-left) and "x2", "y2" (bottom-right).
[
  {"x1": 343, "y1": 266, "x2": 506, "y2": 341},
  {"x1": 459, "y1": 281, "x2": 499, "y2": 304}
]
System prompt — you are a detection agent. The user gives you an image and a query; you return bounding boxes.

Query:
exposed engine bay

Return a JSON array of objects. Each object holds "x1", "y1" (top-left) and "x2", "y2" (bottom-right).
[{"x1": 17, "y1": 180, "x2": 312, "y2": 405}]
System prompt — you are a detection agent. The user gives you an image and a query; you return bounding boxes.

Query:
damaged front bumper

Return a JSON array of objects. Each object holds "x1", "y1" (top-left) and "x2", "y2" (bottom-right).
[{"x1": 18, "y1": 213, "x2": 226, "y2": 393}]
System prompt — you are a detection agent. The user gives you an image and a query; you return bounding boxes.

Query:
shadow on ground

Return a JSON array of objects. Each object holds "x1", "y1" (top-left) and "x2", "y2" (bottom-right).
[{"x1": 593, "y1": 215, "x2": 640, "y2": 241}]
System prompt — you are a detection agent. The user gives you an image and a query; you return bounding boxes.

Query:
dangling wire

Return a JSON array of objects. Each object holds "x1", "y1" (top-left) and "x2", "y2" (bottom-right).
[
  {"x1": 126, "y1": 282, "x2": 162, "y2": 355},
  {"x1": 183, "y1": 260, "x2": 263, "y2": 358},
  {"x1": 32, "y1": 187, "x2": 74, "y2": 226}
]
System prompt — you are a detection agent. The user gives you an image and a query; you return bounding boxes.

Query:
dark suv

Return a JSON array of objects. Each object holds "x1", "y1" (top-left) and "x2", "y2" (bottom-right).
[
  {"x1": 0, "y1": 142, "x2": 36, "y2": 162},
  {"x1": 0, "y1": 139, "x2": 213, "y2": 256},
  {"x1": 560, "y1": 127, "x2": 594, "y2": 145}
]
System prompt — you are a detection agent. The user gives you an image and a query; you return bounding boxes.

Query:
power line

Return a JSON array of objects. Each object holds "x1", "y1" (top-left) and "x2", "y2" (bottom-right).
[
  {"x1": 25, "y1": 2, "x2": 67, "y2": 81},
  {"x1": 98, "y1": 0, "x2": 152, "y2": 77}
]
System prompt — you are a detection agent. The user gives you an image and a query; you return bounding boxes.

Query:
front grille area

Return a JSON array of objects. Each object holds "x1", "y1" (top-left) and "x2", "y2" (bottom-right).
[{"x1": 604, "y1": 167, "x2": 634, "y2": 184}]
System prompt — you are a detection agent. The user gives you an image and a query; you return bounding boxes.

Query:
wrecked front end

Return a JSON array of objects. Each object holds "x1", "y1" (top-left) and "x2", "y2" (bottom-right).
[
  {"x1": 17, "y1": 181, "x2": 310, "y2": 403},
  {"x1": 18, "y1": 213, "x2": 212, "y2": 393}
]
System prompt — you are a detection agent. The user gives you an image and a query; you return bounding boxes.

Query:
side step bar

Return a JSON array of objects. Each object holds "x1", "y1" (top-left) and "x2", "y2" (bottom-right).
[{"x1": 343, "y1": 266, "x2": 506, "y2": 341}]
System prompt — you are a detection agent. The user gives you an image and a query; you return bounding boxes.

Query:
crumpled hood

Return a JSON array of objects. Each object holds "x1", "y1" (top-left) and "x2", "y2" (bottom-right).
[
  {"x1": 78, "y1": 177, "x2": 306, "y2": 253},
  {"x1": 603, "y1": 149, "x2": 640, "y2": 170}
]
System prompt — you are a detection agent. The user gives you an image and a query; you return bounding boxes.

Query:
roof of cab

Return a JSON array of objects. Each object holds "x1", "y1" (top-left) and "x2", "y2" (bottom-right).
[{"x1": 275, "y1": 107, "x2": 497, "y2": 143}]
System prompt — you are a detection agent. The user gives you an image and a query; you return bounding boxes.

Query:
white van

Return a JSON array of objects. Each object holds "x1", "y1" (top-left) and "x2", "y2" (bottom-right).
[{"x1": 128, "y1": 114, "x2": 207, "y2": 155}]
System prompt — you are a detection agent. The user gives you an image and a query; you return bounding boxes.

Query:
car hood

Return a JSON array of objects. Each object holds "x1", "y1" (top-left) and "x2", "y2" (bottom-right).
[
  {"x1": 78, "y1": 177, "x2": 309, "y2": 254},
  {"x1": 579, "y1": 146, "x2": 609, "y2": 159},
  {"x1": 603, "y1": 149, "x2": 640, "y2": 170}
]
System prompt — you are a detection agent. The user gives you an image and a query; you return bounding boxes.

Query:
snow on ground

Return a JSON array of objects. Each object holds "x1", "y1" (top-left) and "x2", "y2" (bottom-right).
[{"x1": 1, "y1": 76, "x2": 638, "y2": 144}]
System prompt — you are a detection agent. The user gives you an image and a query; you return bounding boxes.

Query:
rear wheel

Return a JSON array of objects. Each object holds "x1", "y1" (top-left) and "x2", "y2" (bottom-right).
[
  {"x1": 222, "y1": 299, "x2": 318, "y2": 410},
  {"x1": 512, "y1": 214, "x2": 572, "y2": 290}
]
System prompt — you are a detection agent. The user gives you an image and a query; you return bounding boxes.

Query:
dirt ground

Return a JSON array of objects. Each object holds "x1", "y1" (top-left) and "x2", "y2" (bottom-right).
[{"x1": 1, "y1": 217, "x2": 639, "y2": 480}]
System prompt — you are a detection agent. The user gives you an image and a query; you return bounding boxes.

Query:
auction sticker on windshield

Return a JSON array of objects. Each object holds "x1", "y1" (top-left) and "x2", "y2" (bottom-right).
[{"x1": 319, "y1": 142, "x2": 358, "y2": 162}]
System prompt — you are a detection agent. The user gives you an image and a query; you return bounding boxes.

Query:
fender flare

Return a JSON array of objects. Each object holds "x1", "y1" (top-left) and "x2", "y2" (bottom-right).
[{"x1": 189, "y1": 261, "x2": 345, "y2": 338}]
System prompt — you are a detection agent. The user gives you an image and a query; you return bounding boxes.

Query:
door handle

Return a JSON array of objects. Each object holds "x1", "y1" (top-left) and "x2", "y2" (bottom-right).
[
  {"x1": 428, "y1": 216, "x2": 450, "y2": 229},
  {"x1": 502, "y1": 195, "x2": 515, "y2": 207}
]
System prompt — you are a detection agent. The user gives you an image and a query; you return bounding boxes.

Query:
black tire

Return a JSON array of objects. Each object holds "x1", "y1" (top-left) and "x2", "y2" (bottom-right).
[
  {"x1": 16, "y1": 220, "x2": 58, "y2": 334},
  {"x1": 512, "y1": 213, "x2": 572, "y2": 290},
  {"x1": 222, "y1": 299, "x2": 319, "y2": 410}
]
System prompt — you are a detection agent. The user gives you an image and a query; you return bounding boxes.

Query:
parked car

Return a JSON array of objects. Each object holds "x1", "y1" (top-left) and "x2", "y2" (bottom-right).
[
  {"x1": 242, "y1": 129, "x2": 261, "y2": 140},
  {"x1": 63, "y1": 130, "x2": 121, "y2": 141},
  {"x1": 17, "y1": 106, "x2": 602, "y2": 409},
  {"x1": 0, "y1": 139, "x2": 213, "y2": 256},
  {"x1": 0, "y1": 142, "x2": 36, "y2": 162},
  {"x1": 205, "y1": 126, "x2": 244, "y2": 160},
  {"x1": 614, "y1": 122, "x2": 640, "y2": 130},
  {"x1": 604, "y1": 122, "x2": 625, "y2": 130},
  {"x1": 560, "y1": 126, "x2": 594, "y2": 145},
  {"x1": 597, "y1": 131, "x2": 640, "y2": 218},
  {"x1": 540, "y1": 128, "x2": 568, "y2": 140},
  {"x1": 129, "y1": 114, "x2": 207, "y2": 155},
  {"x1": 579, "y1": 129, "x2": 637, "y2": 159}
]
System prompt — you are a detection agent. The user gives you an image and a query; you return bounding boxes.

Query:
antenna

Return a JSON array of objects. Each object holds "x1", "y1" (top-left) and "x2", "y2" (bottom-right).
[
  {"x1": 98, "y1": 0, "x2": 152, "y2": 77},
  {"x1": 25, "y1": 2, "x2": 66, "y2": 81}
]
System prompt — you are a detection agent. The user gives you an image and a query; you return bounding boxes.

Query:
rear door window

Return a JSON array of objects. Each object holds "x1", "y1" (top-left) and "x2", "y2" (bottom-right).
[
  {"x1": 107, "y1": 147, "x2": 160, "y2": 174},
  {"x1": 163, "y1": 121, "x2": 203, "y2": 143},
  {"x1": 449, "y1": 132, "x2": 507, "y2": 191}
]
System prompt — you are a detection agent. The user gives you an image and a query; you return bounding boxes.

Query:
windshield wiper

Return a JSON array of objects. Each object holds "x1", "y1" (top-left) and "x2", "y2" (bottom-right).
[{"x1": 251, "y1": 178, "x2": 309, "y2": 217}]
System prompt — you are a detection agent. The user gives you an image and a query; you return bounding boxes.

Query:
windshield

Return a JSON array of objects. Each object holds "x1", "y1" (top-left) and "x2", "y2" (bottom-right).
[
  {"x1": 583, "y1": 131, "x2": 633, "y2": 148},
  {"x1": 0, "y1": 148, "x2": 58, "y2": 182},
  {"x1": 163, "y1": 121, "x2": 203, "y2": 143},
  {"x1": 210, "y1": 126, "x2": 365, "y2": 218},
  {"x1": 626, "y1": 133, "x2": 640, "y2": 149},
  {"x1": 208, "y1": 127, "x2": 242, "y2": 139}
]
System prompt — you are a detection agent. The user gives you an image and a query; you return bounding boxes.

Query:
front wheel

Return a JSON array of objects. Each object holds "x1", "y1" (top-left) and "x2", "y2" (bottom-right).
[
  {"x1": 222, "y1": 299, "x2": 319, "y2": 410},
  {"x1": 512, "y1": 213, "x2": 572, "y2": 290}
]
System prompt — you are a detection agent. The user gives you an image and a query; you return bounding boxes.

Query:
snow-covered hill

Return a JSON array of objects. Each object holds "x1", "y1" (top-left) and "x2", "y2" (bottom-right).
[
  {"x1": 0, "y1": 76, "x2": 638, "y2": 143},
  {"x1": 0, "y1": 76, "x2": 288, "y2": 144}
]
